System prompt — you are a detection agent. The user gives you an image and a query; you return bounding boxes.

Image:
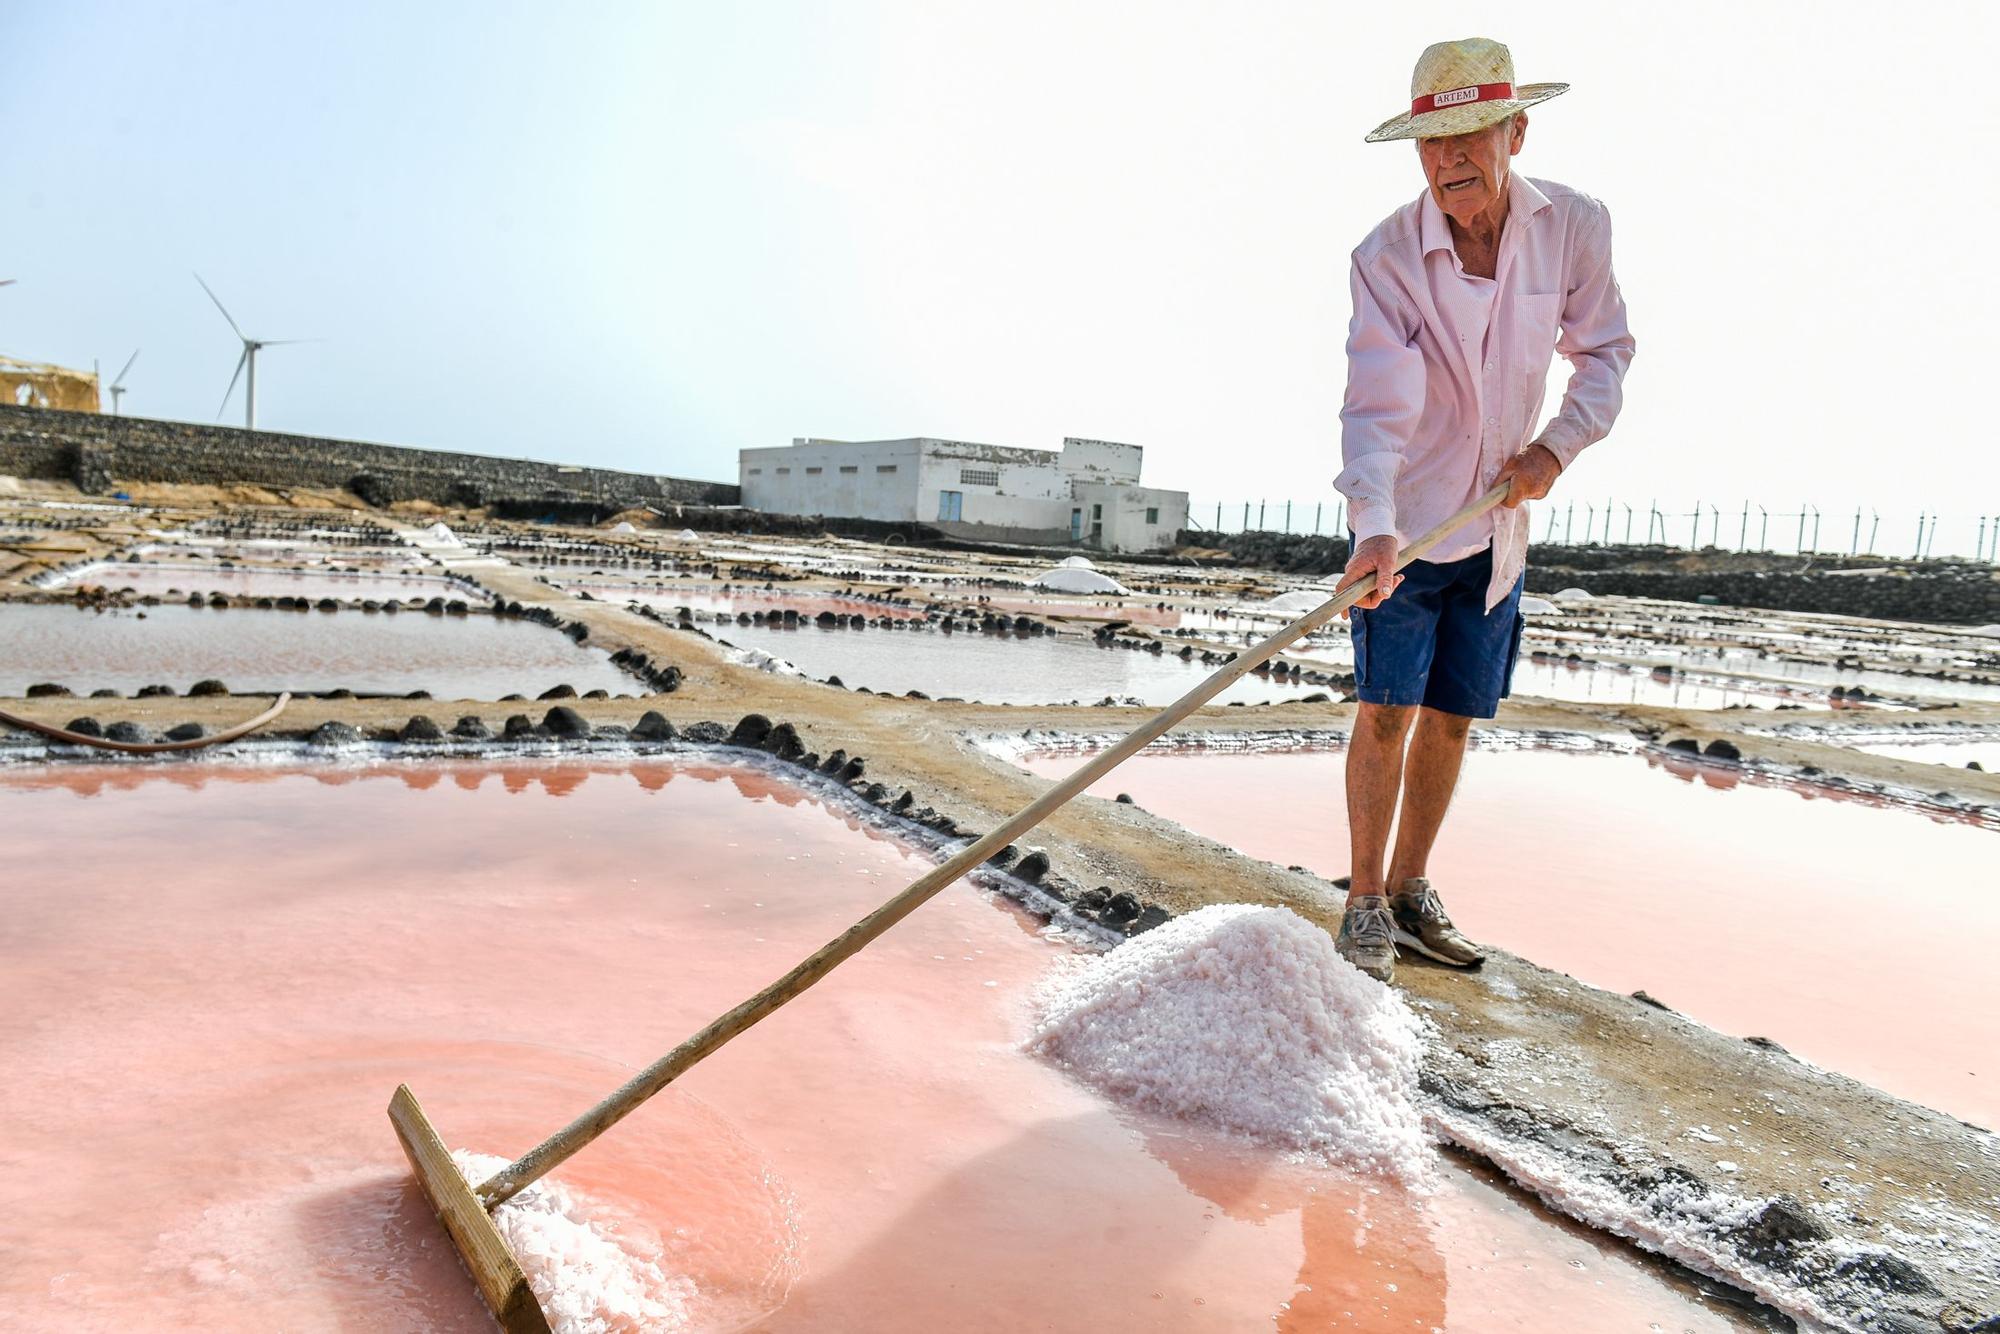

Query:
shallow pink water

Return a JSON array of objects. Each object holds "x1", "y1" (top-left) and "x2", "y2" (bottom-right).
[
  {"x1": 0, "y1": 602, "x2": 630, "y2": 698},
  {"x1": 53, "y1": 562, "x2": 488, "y2": 604},
  {"x1": 0, "y1": 758, "x2": 1765, "y2": 1331},
  {"x1": 1022, "y1": 745, "x2": 1998, "y2": 1127}
]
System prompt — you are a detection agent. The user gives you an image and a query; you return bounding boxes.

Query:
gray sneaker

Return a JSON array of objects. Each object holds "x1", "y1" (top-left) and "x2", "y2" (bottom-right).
[
  {"x1": 1336, "y1": 894, "x2": 1396, "y2": 983},
  {"x1": 1391, "y1": 878, "x2": 1484, "y2": 968}
]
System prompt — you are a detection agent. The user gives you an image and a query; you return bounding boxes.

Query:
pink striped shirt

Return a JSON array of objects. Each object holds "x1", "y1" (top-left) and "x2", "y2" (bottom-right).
[{"x1": 1335, "y1": 174, "x2": 1635, "y2": 609}]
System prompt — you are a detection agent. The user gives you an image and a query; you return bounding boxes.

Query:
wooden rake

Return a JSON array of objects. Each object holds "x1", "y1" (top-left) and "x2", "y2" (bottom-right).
[{"x1": 392, "y1": 483, "x2": 1513, "y2": 1331}]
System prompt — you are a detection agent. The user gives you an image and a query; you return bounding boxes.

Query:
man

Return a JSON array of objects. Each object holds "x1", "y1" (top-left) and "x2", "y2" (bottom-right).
[{"x1": 1331, "y1": 37, "x2": 1634, "y2": 983}]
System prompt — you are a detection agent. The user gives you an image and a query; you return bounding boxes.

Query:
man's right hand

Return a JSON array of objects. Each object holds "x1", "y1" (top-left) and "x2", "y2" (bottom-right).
[{"x1": 1336, "y1": 534, "x2": 1402, "y2": 619}]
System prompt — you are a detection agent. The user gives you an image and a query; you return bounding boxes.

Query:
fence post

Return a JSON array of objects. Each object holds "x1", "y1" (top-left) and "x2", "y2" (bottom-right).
[
  {"x1": 1623, "y1": 503, "x2": 1634, "y2": 544},
  {"x1": 1809, "y1": 505, "x2": 1821, "y2": 555},
  {"x1": 1913, "y1": 513, "x2": 1925, "y2": 558},
  {"x1": 1867, "y1": 510, "x2": 1879, "y2": 556},
  {"x1": 1284, "y1": 500, "x2": 1291, "y2": 533},
  {"x1": 1690, "y1": 501, "x2": 1701, "y2": 549},
  {"x1": 1257, "y1": 500, "x2": 1266, "y2": 530},
  {"x1": 1851, "y1": 507, "x2": 1861, "y2": 556},
  {"x1": 1564, "y1": 501, "x2": 1574, "y2": 543},
  {"x1": 1243, "y1": 501, "x2": 1250, "y2": 531},
  {"x1": 1758, "y1": 505, "x2": 1769, "y2": 550},
  {"x1": 1796, "y1": 503, "x2": 1807, "y2": 554},
  {"x1": 1923, "y1": 515, "x2": 1937, "y2": 560},
  {"x1": 1584, "y1": 503, "x2": 1594, "y2": 544}
]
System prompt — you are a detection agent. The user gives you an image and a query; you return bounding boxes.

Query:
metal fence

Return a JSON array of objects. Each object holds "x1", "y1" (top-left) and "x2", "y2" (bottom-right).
[{"x1": 1187, "y1": 496, "x2": 2000, "y2": 562}]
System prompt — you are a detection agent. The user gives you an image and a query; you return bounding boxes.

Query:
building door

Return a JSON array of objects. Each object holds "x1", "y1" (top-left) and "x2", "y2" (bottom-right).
[
  {"x1": 937, "y1": 490, "x2": 963, "y2": 522},
  {"x1": 1070, "y1": 508, "x2": 1083, "y2": 541},
  {"x1": 1090, "y1": 503, "x2": 1104, "y2": 546}
]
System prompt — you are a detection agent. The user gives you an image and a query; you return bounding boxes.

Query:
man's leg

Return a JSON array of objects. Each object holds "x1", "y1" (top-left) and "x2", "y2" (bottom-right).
[
  {"x1": 1383, "y1": 707, "x2": 1473, "y2": 889},
  {"x1": 1344, "y1": 701, "x2": 1417, "y2": 898}
]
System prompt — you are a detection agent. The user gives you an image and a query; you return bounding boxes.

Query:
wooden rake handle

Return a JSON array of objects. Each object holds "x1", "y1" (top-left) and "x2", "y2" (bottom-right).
[{"x1": 476, "y1": 483, "x2": 1515, "y2": 1208}]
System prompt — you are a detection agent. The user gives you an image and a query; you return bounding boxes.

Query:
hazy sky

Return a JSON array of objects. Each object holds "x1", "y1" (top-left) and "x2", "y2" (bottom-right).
[{"x1": 6, "y1": 1, "x2": 1998, "y2": 555}]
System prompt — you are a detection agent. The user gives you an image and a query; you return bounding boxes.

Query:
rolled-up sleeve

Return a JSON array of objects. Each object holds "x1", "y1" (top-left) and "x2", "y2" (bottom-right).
[
  {"x1": 1537, "y1": 203, "x2": 1635, "y2": 468},
  {"x1": 1335, "y1": 251, "x2": 1426, "y2": 545}
]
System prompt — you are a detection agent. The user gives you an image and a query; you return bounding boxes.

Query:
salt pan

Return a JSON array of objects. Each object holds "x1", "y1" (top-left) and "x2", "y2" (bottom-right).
[
  {"x1": 1030, "y1": 904, "x2": 1434, "y2": 1183},
  {"x1": 451, "y1": 1150, "x2": 696, "y2": 1334}
]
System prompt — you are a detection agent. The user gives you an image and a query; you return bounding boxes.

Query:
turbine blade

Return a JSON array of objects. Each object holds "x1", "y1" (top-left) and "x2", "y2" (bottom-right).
[
  {"x1": 114, "y1": 349, "x2": 139, "y2": 385},
  {"x1": 194, "y1": 272, "x2": 246, "y2": 341},
  {"x1": 0, "y1": 278, "x2": 15, "y2": 287},
  {"x1": 217, "y1": 347, "x2": 248, "y2": 419},
  {"x1": 257, "y1": 337, "x2": 321, "y2": 346}
]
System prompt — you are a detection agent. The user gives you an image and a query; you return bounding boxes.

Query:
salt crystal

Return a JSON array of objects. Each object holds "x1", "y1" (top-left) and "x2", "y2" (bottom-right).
[
  {"x1": 451, "y1": 1150, "x2": 696, "y2": 1334},
  {"x1": 1029, "y1": 904, "x2": 1434, "y2": 1183}
]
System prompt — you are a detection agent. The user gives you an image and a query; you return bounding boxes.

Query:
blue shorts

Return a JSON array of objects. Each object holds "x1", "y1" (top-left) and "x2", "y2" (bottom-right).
[{"x1": 1348, "y1": 545, "x2": 1525, "y2": 719}]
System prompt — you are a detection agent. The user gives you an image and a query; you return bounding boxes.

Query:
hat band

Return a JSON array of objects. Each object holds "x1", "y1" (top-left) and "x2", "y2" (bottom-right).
[{"x1": 1409, "y1": 82, "x2": 1515, "y2": 116}]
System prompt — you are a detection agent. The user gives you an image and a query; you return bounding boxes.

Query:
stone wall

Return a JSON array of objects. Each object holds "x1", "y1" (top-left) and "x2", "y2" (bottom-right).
[
  {"x1": 1175, "y1": 527, "x2": 2000, "y2": 625},
  {"x1": 0, "y1": 405, "x2": 738, "y2": 510}
]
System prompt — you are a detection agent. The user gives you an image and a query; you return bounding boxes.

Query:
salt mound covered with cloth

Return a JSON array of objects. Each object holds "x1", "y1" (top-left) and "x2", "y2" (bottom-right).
[
  {"x1": 1028, "y1": 566, "x2": 1130, "y2": 595},
  {"x1": 1031, "y1": 904, "x2": 1434, "y2": 1182},
  {"x1": 421, "y1": 522, "x2": 465, "y2": 547},
  {"x1": 609, "y1": 520, "x2": 637, "y2": 534},
  {"x1": 1057, "y1": 555, "x2": 1096, "y2": 569},
  {"x1": 1519, "y1": 594, "x2": 1560, "y2": 615},
  {"x1": 452, "y1": 1150, "x2": 696, "y2": 1333}
]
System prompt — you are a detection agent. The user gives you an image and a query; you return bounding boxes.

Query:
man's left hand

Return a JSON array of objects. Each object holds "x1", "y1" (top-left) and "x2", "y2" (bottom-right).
[{"x1": 1493, "y1": 442, "x2": 1562, "y2": 509}]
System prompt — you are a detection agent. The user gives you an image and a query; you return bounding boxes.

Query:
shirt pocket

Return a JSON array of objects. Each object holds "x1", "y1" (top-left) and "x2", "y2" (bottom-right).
[{"x1": 1513, "y1": 292, "x2": 1563, "y2": 355}]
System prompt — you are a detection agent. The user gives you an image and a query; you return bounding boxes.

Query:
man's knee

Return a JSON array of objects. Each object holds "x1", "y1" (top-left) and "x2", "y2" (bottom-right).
[
  {"x1": 1419, "y1": 706, "x2": 1474, "y2": 741},
  {"x1": 1355, "y1": 701, "x2": 1416, "y2": 741}
]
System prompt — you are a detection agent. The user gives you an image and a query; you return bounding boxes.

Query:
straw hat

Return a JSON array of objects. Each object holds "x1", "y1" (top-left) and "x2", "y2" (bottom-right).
[{"x1": 1365, "y1": 37, "x2": 1567, "y2": 143}]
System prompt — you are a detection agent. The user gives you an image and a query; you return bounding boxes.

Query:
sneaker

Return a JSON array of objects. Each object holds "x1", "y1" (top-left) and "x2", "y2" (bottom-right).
[
  {"x1": 1391, "y1": 878, "x2": 1484, "y2": 968},
  {"x1": 1336, "y1": 894, "x2": 1397, "y2": 983}
]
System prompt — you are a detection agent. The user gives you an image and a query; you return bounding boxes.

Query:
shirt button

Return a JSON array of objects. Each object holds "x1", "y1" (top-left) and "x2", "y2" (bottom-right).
[
  {"x1": 1485, "y1": 361, "x2": 1496, "y2": 371},
  {"x1": 1485, "y1": 416, "x2": 1498, "y2": 426}
]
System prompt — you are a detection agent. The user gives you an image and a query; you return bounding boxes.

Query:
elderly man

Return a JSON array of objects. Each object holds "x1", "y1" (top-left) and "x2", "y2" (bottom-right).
[{"x1": 1331, "y1": 37, "x2": 1634, "y2": 983}]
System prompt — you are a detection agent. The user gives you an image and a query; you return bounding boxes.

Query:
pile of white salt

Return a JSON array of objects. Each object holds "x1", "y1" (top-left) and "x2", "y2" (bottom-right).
[
  {"x1": 451, "y1": 1150, "x2": 696, "y2": 1334},
  {"x1": 1030, "y1": 904, "x2": 1434, "y2": 1183}
]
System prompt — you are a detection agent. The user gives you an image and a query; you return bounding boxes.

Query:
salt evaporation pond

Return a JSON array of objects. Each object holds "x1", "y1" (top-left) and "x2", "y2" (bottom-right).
[
  {"x1": 1841, "y1": 735, "x2": 2000, "y2": 770},
  {"x1": 43, "y1": 561, "x2": 491, "y2": 604},
  {"x1": 0, "y1": 602, "x2": 630, "y2": 698},
  {"x1": 711, "y1": 620, "x2": 1331, "y2": 706},
  {"x1": 566, "y1": 581, "x2": 931, "y2": 621},
  {"x1": 1021, "y1": 744, "x2": 1998, "y2": 1127},
  {"x1": 0, "y1": 757, "x2": 1771, "y2": 1331}
]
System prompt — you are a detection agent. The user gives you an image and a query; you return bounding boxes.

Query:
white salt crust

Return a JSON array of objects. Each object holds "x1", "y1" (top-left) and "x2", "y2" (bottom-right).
[
  {"x1": 1030, "y1": 903, "x2": 1435, "y2": 1184},
  {"x1": 450, "y1": 1150, "x2": 695, "y2": 1334}
]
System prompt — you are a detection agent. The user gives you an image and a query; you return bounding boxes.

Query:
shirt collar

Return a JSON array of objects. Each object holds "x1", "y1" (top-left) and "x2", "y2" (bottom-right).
[{"x1": 1419, "y1": 173, "x2": 1553, "y2": 255}]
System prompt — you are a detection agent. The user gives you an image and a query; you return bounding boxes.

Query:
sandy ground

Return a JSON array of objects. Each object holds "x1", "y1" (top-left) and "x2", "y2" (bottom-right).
[{"x1": 4, "y1": 481, "x2": 1998, "y2": 1331}]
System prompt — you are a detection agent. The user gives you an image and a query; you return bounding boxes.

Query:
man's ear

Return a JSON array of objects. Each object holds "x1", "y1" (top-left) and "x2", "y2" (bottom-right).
[{"x1": 1509, "y1": 112, "x2": 1529, "y2": 155}]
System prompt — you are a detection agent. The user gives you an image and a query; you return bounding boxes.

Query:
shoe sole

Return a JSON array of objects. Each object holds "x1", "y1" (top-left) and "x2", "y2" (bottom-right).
[{"x1": 1392, "y1": 926, "x2": 1483, "y2": 969}]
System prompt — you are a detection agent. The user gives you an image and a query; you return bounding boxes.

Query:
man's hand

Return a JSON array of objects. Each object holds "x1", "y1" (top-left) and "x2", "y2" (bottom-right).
[
  {"x1": 1493, "y1": 442, "x2": 1562, "y2": 508},
  {"x1": 1336, "y1": 533, "x2": 1401, "y2": 619}
]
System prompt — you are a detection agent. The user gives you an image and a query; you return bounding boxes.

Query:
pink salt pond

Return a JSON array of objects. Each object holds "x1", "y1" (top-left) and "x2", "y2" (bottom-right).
[
  {"x1": 0, "y1": 602, "x2": 631, "y2": 698},
  {"x1": 0, "y1": 757, "x2": 1770, "y2": 1330},
  {"x1": 49, "y1": 561, "x2": 490, "y2": 605},
  {"x1": 1022, "y1": 743, "x2": 1999, "y2": 1128}
]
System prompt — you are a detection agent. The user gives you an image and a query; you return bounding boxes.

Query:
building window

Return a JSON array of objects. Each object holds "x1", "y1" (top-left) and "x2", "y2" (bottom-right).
[
  {"x1": 959, "y1": 467, "x2": 999, "y2": 487},
  {"x1": 1146, "y1": 507, "x2": 1159, "y2": 524},
  {"x1": 776, "y1": 467, "x2": 791, "y2": 475},
  {"x1": 877, "y1": 464, "x2": 898, "y2": 474},
  {"x1": 748, "y1": 468, "x2": 762, "y2": 475},
  {"x1": 805, "y1": 466, "x2": 823, "y2": 475},
  {"x1": 839, "y1": 465, "x2": 858, "y2": 474},
  {"x1": 1092, "y1": 504, "x2": 1103, "y2": 520}
]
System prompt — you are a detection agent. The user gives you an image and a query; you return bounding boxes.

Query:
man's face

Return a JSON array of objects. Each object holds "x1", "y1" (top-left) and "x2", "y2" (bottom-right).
[{"x1": 1417, "y1": 114, "x2": 1526, "y2": 225}]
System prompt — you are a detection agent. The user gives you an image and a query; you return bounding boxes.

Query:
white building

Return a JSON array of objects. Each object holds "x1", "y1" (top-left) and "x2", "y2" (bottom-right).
[{"x1": 737, "y1": 436, "x2": 1189, "y2": 553}]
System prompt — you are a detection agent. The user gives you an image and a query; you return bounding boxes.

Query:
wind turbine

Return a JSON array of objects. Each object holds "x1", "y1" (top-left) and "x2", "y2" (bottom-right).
[
  {"x1": 195, "y1": 273, "x2": 312, "y2": 430},
  {"x1": 105, "y1": 350, "x2": 138, "y2": 415}
]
